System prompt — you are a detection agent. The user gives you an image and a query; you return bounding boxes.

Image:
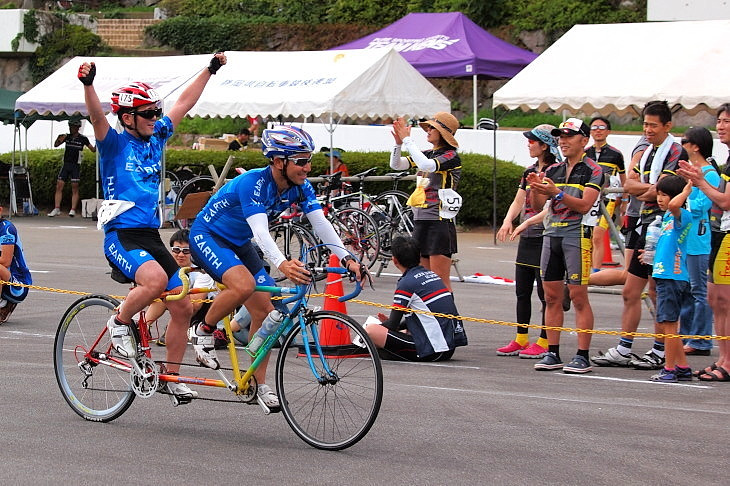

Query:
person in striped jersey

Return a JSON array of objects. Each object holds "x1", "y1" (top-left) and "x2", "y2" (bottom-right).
[{"x1": 364, "y1": 236, "x2": 467, "y2": 362}]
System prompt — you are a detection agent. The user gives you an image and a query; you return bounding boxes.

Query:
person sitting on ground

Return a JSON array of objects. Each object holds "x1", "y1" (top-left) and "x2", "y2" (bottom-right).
[
  {"x1": 364, "y1": 236, "x2": 467, "y2": 362},
  {"x1": 228, "y1": 128, "x2": 250, "y2": 151},
  {"x1": 49, "y1": 119, "x2": 96, "y2": 217},
  {"x1": 0, "y1": 205, "x2": 31, "y2": 323}
]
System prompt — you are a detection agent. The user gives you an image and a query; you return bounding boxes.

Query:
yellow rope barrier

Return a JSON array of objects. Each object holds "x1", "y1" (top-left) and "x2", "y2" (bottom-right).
[{"x1": 6, "y1": 280, "x2": 727, "y2": 341}]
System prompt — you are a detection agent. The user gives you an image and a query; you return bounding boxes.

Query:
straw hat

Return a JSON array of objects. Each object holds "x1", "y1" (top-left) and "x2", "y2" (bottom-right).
[{"x1": 419, "y1": 112, "x2": 459, "y2": 148}]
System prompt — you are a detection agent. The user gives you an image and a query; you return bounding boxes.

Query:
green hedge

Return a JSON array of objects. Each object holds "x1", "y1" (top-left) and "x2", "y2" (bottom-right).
[{"x1": 0, "y1": 148, "x2": 523, "y2": 226}]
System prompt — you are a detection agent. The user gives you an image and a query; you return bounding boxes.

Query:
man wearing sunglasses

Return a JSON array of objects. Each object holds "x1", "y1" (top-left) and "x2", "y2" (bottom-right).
[
  {"x1": 77, "y1": 52, "x2": 227, "y2": 403},
  {"x1": 188, "y1": 125, "x2": 364, "y2": 411},
  {"x1": 585, "y1": 117, "x2": 626, "y2": 272}
]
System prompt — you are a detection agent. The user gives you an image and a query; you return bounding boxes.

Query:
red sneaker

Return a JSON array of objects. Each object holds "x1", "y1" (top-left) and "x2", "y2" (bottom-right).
[
  {"x1": 519, "y1": 342, "x2": 548, "y2": 359},
  {"x1": 496, "y1": 340, "x2": 528, "y2": 356}
]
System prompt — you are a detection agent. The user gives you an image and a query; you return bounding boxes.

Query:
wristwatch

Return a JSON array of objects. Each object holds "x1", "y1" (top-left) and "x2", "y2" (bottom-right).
[{"x1": 554, "y1": 190, "x2": 565, "y2": 201}]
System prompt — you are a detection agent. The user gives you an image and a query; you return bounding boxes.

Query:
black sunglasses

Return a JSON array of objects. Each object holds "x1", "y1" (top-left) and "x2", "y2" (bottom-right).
[
  {"x1": 286, "y1": 155, "x2": 312, "y2": 167},
  {"x1": 170, "y1": 246, "x2": 191, "y2": 255},
  {"x1": 681, "y1": 138, "x2": 691, "y2": 145},
  {"x1": 131, "y1": 108, "x2": 163, "y2": 119}
]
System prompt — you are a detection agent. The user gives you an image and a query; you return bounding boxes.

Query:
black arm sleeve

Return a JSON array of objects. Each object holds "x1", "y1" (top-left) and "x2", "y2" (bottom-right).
[{"x1": 380, "y1": 308, "x2": 406, "y2": 332}]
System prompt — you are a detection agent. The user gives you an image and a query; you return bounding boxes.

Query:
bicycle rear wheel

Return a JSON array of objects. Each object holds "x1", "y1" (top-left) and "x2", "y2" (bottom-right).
[
  {"x1": 173, "y1": 175, "x2": 216, "y2": 229},
  {"x1": 332, "y1": 207, "x2": 381, "y2": 269},
  {"x1": 369, "y1": 190, "x2": 414, "y2": 258},
  {"x1": 276, "y1": 311, "x2": 383, "y2": 450},
  {"x1": 53, "y1": 294, "x2": 136, "y2": 422}
]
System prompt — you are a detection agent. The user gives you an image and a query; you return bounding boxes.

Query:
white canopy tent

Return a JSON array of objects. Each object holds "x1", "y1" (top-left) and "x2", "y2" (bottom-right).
[
  {"x1": 16, "y1": 49, "x2": 449, "y2": 175},
  {"x1": 16, "y1": 48, "x2": 448, "y2": 122},
  {"x1": 492, "y1": 20, "x2": 730, "y2": 116}
]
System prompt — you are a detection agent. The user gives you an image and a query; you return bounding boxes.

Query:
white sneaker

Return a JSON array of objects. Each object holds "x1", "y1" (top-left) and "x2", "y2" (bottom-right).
[
  {"x1": 68, "y1": 209, "x2": 76, "y2": 217},
  {"x1": 191, "y1": 322, "x2": 219, "y2": 369},
  {"x1": 257, "y1": 384, "x2": 280, "y2": 409},
  {"x1": 591, "y1": 347, "x2": 634, "y2": 367},
  {"x1": 48, "y1": 208, "x2": 61, "y2": 217},
  {"x1": 106, "y1": 315, "x2": 137, "y2": 358},
  {"x1": 165, "y1": 381, "x2": 198, "y2": 400}
]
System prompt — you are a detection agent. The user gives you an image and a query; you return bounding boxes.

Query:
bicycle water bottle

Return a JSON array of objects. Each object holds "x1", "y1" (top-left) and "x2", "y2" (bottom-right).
[
  {"x1": 246, "y1": 309, "x2": 284, "y2": 354},
  {"x1": 643, "y1": 215, "x2": 662, "y2": 266}
]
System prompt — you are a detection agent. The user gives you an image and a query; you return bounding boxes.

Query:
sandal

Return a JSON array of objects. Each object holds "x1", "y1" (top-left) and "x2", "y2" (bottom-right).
[
  {"x1": 698, "y1": 365, "x2": 730, "y2": 382},
  {"x1": 693, "y1": 362, "x2": 717, "y2": 377}
]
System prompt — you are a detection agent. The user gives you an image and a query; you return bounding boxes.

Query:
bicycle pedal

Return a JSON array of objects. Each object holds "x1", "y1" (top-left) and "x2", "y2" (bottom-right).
[{"x1": 256, "y1": 397, "x2": 280, "y2": 414}]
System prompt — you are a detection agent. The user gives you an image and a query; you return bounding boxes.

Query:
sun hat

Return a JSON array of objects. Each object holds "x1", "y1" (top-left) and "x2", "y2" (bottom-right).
[
  {"x1": 324, "y1": 149, "x2": 342, "y2": 159},
  {"x1": 419, "y1": 112, "x2": 459, "y2": 148},
  {"x1": 523, "y1": 124, "x2": 558, "y2": 148}
]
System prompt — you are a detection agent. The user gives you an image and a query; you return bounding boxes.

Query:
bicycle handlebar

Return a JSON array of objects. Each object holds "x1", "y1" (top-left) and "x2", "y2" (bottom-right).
[{"x1": 167, "y1": 266, "x2": 362, "y2": 304}]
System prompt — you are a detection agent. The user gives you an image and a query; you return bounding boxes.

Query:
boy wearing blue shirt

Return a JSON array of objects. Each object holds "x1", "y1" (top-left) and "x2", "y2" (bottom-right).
[{"x1": 645, "y1": 175, "x2": 693, "y2": 382}]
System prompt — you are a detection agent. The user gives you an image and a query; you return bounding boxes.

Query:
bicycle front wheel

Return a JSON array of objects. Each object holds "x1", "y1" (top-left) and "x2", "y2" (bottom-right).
[
  {"x1": 276, "y1": 311, "x2": 383, "y2": 450},
  {"x1": 53, "y1": 294, "x2": 136, "y2": 422}
]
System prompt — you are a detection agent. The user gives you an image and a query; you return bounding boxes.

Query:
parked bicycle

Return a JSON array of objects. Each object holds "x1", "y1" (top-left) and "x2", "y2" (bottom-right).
[{"x1": 53, "y1": 262, "x2": 383, "y2": 450}]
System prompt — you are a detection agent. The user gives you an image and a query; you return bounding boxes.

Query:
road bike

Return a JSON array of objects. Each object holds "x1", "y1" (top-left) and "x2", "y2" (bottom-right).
[{"x1": 53, "y1": 263, "x2": 383, "y2": 450}]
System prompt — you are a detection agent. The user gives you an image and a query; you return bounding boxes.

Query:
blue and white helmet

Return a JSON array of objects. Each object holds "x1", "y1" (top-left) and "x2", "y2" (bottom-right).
[{"x1": 261, "y1": 126, "x2": 315, "y2": 159}]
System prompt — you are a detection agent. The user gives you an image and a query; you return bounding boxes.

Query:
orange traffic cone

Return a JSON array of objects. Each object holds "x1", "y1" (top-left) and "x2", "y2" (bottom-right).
[
  {"x1": 601, "y1": 230, "x2": 619, "y2": 267},
  {"x1": 320, "y1": 254, "x2": 351, "y2": 346}
]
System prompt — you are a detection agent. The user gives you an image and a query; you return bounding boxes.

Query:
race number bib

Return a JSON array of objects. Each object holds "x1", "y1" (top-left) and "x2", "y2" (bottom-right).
[
  {"x1": 582, "y1": 198, "x2": 601, "y2": 227},
  {"x1": 721, "y1": 210, "x2": 730, "y2": 232},
  {"x1": 438, "y1": 188, "x2": 462, "y2": 219}
]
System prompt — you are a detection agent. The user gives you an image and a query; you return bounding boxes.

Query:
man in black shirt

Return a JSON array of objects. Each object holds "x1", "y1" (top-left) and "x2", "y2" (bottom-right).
[
  {"x1": 228, "y1": 128, "x2": 250, "y2": 151},
  {"x1": 49, "y1": 119, "x2": 95, "y2": 217}
]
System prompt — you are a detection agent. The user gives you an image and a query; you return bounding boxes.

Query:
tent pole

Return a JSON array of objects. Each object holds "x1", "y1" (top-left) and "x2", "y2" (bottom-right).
[
  {"x1": 329, "y1": 112, "x2": 334, "y2": 174},
  {"x1": 473, "y1": 74, "x2": 478, "y2": 129},
  {"x1": 492, "y1": 105, "x2": 497, "y2": 244}
]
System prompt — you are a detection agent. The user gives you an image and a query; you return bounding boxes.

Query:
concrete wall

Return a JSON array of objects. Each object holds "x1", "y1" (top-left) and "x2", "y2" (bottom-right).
[
  {"x1": 648, "y1": 0, "x2": 730, "y2": 21},
  {"x1": 0, "y1": 10, "x2": 38, "y2": 53}
]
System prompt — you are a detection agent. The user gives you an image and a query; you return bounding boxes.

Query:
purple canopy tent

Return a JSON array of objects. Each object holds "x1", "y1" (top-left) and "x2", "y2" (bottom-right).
[
  {"x1": 334, "y1": 12, "x2": 537, "y2": 239},
  {"x1": 332, "y1": 11, "x2": 537, "y2": 127}
]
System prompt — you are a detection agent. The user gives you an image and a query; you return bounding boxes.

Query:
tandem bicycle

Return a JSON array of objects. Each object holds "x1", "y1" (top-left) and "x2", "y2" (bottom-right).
[{"x1": 53, "y1": 263, "x2": 383, "y2": 450}]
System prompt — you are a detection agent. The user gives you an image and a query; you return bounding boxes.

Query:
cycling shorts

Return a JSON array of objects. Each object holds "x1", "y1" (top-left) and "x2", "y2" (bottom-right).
[
  {"x1": 104, "y1": 228, "x2": 182, "y2": 291},
  {"x1": 189, "y1": 229, "x2": 274, "y2": 288},
  {"x1": 381, "y1": 330, "x2": 455, "y2": 362},
  {"x1": 1, "y1": 275, "x2": 29, "y2": 304},
  {"x1": 710, "y1": 231, "x2": 730, "y2": 284},
  {"x1": 57, "y1": 163, "x2": 81, "y2": 183},
  {"x1": 540, "y1": 228, "x2": 592, "y2": 285}
]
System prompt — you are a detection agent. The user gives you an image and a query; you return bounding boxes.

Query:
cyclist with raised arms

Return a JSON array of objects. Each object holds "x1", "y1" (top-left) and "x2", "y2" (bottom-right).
[
  {"x1": 78, "y1": 52, "x2": 227, "y2": 403},
  {"x1": 189, "y1": 125, "x2": 364, "y2": 410}
]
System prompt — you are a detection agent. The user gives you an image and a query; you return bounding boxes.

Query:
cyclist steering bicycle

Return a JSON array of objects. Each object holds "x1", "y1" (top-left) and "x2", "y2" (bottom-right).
[{"x1": 189, "y1": 125, "x2": 365, "y2": 409}]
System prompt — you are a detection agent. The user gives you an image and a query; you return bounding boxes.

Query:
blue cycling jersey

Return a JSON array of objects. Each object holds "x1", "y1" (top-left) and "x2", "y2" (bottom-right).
[
  {"x1": 196, "y1": 166, "x2": 321, "y2": 246},
  {"x1": 97, "y1": 116, "x2": 173, "y2": 230},
  {"x1": 0, "y1": 218, "x2": 31, "y2": 286}
]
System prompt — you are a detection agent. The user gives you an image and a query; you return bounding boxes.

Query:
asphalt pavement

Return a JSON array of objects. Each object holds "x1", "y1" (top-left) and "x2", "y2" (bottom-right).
[{"x1": 0, "y1": 215, "x2": 726, "y2": 485}]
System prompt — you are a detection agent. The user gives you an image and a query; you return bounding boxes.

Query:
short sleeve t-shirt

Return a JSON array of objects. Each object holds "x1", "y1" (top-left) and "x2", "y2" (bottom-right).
[
  {"x1": 542, "y1": 154, "x2": 603, "y2": 238},
  {"x1": 686, "y1": 165, "x2": 720, "y2": 255},
  {"x1": 652, "y1": 208, "x2": 691, "y2": 281},
  {"x1": 585, "y1": 143, "x2": 625, "y2": 178},
  {"x1": 62, "y1": 133, "x2": 91, "y2": 165},
  {"x1": 391, "y1": 265, "x2": 467, "y2": 357},
  {"x1": 196, "y1": 166, "x2": 321, "y2": 246},
  {"x1": 406, "y1": 147, "x2": 461, "y2": 221},
  {"x1": 97, "y1": 116, "x2": 174, "y2": 231}
]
